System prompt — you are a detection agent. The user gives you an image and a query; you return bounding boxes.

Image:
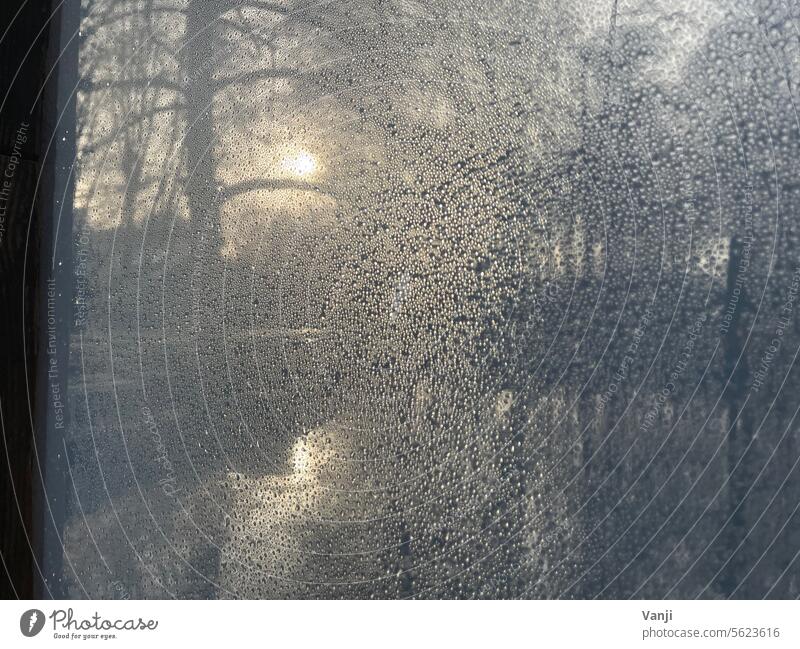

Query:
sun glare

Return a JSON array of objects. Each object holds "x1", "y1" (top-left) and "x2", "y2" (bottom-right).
[
  {"x1": 291, "y1": 438, "x2": 313, "y2": 475},
  {"x1": 282, "y1": 150, "x2": 319, "y2": 178}
]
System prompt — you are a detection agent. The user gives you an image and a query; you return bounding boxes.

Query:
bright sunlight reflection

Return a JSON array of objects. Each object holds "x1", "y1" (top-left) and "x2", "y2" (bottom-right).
[{"x1": 292, "y1": 438, "x2": 313, "y2": 475}]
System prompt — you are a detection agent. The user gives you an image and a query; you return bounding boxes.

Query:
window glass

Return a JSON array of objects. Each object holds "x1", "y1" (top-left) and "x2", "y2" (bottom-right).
[{"x1": 59, "y1": 0, "x2": 800, "y2": 598}]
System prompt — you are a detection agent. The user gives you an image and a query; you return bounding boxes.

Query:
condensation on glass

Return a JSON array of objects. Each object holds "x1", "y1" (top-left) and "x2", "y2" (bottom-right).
[{"x1": 56, "y1": 0, "x2": 800, "y2": 598}]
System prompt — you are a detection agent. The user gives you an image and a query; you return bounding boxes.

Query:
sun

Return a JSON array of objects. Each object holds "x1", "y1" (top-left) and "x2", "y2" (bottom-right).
[{"x1": 282, "y1": 149, "x2": 319, "y2": 178}]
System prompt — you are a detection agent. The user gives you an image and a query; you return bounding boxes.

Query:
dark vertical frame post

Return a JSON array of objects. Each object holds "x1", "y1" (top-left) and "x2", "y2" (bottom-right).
[
  {"x1": 33, "y1": 0, "x2": 79, "y2": 598},
  {"x1": 0, "y1": 0, "x2": 50, "y2": 600}
]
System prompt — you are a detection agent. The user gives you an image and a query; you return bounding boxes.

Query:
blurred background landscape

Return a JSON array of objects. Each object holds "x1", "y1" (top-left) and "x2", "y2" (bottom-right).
[{"x1": 46, "y1": 0, "x2": 800, "y2": 598}]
